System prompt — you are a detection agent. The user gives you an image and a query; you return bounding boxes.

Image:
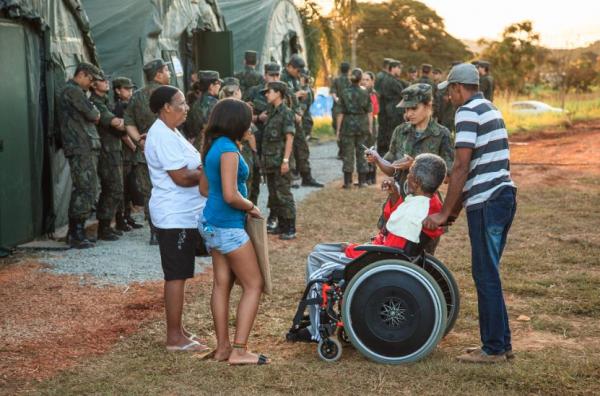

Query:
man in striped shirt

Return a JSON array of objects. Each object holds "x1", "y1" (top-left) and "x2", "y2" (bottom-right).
[{"x1": 424, "y1": 63, "x2": 517, "y2": 364}]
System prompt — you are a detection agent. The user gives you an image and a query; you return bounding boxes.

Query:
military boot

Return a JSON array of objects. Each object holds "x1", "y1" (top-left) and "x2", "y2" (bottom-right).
[
  {"x1": 115, "y1": 211, "x2": 132, "y2": 232},
  {"x1": 68, "y1": 220, "x2": 94, "y2": 249},
  {"x1": 343, "y1": 172, "x2": 353, "y2": 189},
  {"x1": 358, "y1": 173, "x2": 368, "y2": 188},
  {"x1": 124, "y1": 207, "x2": 143, "y2": 229},
  {"x1": 98, "y1": 219, "x2": 120, "y2": 241},
  {"x1": 301, "y1": 173, "x2": 324, "y2": 188},
  {"x1": 279, "y1": 218, "x2": 296, "y2": 240},
  {"x1": 266, "y1": 214, "x2": 280, "y2": 234}
]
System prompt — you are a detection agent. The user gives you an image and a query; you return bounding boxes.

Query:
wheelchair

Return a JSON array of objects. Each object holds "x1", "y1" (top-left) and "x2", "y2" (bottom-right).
[{"x1": 287, "y1": 236, "x2": 460, "y2": 364}]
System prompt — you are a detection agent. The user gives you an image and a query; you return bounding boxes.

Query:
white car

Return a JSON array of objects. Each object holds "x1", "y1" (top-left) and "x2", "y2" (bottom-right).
[{"x1": 510, "y1": 100, "x2": 566, "y2": 115}]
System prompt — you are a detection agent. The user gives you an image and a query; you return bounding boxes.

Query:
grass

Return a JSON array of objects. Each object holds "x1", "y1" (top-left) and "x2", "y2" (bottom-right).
[
  {"x1": 26, "y1": 170, "x2": 600, "y2": 395},
  {"x1": 311, "y1": 116, "x2": 336, "y2": 142}
]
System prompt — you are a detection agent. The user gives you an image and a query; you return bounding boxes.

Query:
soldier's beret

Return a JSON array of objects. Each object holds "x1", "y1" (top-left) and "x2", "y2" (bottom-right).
[
  {"x1": 244, "y1": 50, "x2": 258, "y2": 64},
  {"x1": 261, "y1": 81, "x2": 288, "y2": 95},
  {"x1": 78, "y1": 62, "x2": 104, "y2": 80},
  {"x1": 198, "y1": 70, "x2": 223, "y2": 83},
  {"x1": 112, "y1": 77, "x2": 133, "y2": 89},
  {"x1": 143, "y1": 58, "x2": 170, "y2": 74},
  {"x1": 288, "y1": 54, "x2": 306, "y2": 69},
  {"x1": 264, "y1": 62, "x2": 281, "y2": 75},
  {"x1": 222, "y1": 77, "x2": 240, "y2": 87},
  {"x1": 421, "y1": 63, "x2": 433, "y2": 72},
  {"x1": 397, "y1": 83, "x2": 433, "y2": 108}
]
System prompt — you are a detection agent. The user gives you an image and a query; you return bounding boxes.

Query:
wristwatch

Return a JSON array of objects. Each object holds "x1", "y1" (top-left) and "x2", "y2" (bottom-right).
[{"x1": 283, "y1": 158, "x2": 289, "y2": 163}]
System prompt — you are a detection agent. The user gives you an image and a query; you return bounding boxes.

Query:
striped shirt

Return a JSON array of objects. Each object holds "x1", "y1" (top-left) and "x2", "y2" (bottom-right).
[{"x1": 455, "y1": 93, "x2": 515, "y2": 210}]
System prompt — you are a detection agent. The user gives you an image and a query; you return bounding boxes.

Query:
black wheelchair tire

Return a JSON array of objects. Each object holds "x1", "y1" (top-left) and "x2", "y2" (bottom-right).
[
  {"x1": 317, "y1": 337, "x2": 342, "y2": 362},
  {"x1": 342, "y1": 260, "x2": 447, "y2": 364},
  {"x1": 421, "y1": 254, "x2": 461, "y2": 337}
]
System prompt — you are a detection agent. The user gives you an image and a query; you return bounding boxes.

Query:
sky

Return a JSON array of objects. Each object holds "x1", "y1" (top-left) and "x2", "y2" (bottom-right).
[{"x1": 313, "y1": 0, "x2": 600, "y2": 49}]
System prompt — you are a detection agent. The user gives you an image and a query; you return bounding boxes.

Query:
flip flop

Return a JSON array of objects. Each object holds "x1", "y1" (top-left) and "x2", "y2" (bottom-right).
[{"x1": 166, "y1": 340, "x2": 211, "y2": 355}]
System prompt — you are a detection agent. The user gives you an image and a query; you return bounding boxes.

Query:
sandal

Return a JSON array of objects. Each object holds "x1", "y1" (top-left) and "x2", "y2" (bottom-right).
[
  {"x1": 228, "y1": 342, "x2": 270, "y2": 365},
  {"x1": 166, "y1": 340, "x2": 211, "y2": 356}
]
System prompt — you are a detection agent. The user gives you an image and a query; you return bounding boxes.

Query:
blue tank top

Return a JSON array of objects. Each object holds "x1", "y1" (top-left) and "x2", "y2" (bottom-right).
[{"x1": 203, "y1": 136, "x2": 249, "y2": 228}]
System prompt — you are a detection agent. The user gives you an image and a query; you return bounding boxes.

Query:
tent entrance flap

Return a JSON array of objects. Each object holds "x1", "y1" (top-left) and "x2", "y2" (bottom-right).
[
  {"x1": 0, "y1": 21, "x2": 36, "y2": 247},
  {"x1": 193, "y1": 30, "x2": 233, "y2": 78}
]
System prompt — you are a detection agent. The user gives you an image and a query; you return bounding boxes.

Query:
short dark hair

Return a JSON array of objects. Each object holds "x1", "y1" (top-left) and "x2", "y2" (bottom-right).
[
  {"x1": 202, "y1": 98, "x2": 252, "y2": 159},
  {"x1": 340, "y1": 62, "x2": 350, "y2": 74},
  {"x1": 149, "y1": 85, "x2": 180, "y2": 114}
]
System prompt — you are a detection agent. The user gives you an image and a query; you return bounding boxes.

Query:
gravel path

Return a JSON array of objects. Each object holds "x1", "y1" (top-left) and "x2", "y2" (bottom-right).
[{"x1": 41, "y1": 141, "x2": 341, "y2": 285}]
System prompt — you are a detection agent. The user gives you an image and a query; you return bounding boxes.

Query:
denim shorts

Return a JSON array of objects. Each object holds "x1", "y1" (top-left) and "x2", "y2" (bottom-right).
[{"x1": 198, "y1": 221, "x2": 249, "y2": 255}]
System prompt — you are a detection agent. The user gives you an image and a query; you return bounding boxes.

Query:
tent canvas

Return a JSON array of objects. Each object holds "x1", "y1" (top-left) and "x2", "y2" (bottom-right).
[
  {"x1": 83, "y1": 0, "x2": 226, "y2": 90},
  {"x1": 219, "y1": 0, "x2": 306, "y2": 73}
]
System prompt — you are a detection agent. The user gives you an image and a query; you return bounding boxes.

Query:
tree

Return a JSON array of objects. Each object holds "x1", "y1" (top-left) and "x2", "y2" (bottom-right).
[
  {"x1": 564, "y1": 51, "x2": 598, "y2": 92},
  {"x1": 354, "y1": 0, "x2": 471, "y2": 74},
  {"x1": 479, "y1": 21, "x2": 541, "y2": 94}
]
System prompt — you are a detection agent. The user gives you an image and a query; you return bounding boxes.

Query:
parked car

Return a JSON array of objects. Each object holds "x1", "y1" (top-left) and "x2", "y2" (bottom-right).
[{"x1": 510, "y1": 100, "x2": 566, "y2": 115}]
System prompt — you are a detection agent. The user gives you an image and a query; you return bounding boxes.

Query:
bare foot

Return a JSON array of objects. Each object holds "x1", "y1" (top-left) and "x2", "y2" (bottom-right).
[
  {"x1": 228, "y1": 348, "x2": 270, "y2": 365},
  {"x1": 213, "y1": 346, "x2": 233, "y2": 362}
]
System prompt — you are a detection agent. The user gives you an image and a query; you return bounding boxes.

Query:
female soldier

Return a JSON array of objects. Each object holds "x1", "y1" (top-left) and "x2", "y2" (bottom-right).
[
  {"x1": 184, "y1": 70, "x2": 222, "y2": 151},
  {"x1": 336, "y1": 68, "x2": 373, "y2": 188},
  {"x1": 361, "y1": 71, "x2": 379, "y2": 184}
]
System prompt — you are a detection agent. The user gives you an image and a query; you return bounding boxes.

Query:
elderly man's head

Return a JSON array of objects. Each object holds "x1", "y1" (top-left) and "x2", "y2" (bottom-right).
[{"x1": 408, "y1": 153, "x2": 447, "y2": 195}]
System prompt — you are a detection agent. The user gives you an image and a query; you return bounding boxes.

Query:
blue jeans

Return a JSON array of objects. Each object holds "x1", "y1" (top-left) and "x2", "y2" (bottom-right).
[
  {"x1": 466, "y1": 186, "x2": 517, "y2": 355},
  {"x1": 198, "y1": 221, "x2": 249, "y2": 255}
]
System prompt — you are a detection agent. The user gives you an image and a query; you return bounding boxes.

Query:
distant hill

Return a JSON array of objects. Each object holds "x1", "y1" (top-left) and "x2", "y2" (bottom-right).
[{"x1": 550, "y1": 40, "x2": 600, "y2": 57}]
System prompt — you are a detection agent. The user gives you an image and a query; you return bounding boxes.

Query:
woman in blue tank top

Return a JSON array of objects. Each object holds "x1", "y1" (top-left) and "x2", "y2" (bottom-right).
[{"x1": 199, "y1": 98, "x2": 269, "y2": 365}]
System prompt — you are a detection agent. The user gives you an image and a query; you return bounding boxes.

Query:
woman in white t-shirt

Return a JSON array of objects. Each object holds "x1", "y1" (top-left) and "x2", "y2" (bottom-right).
[{"x1": 144, "y1": 85, "x2": 209, "y2": 353}]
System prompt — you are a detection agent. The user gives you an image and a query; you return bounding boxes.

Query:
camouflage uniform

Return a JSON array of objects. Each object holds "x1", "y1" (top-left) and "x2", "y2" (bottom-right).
[
  {"x1": 330, "y1": 73, "x2": 351, "y2": 130},
  {"x1": 90, "y1": 92, "x2": 124, "y2": 222},
  {"x1": 378, "y1": 64, "x2": 407, "y2": 155},
  {"x1": 262, "y1": 101, "x2": 296, "y2": 221},
  {"x1": 235, "y1": 65, "x2": 264, "y2": 96},
  {"x1": 435, "y1": 89, "x2": 456, "y2": 134},
  {"x1": 479, "y1": 74, "x2": 494, "y2": 101},
  {"x1": 123, "y1": 80, "x2": 162, "y2": 220},
  {"x1": 59, "y1": 79, "x2": 101, "y2": 222},
  {"x1": 186, "y1": 93, "x2": 218, "y2": 152},
  {"x1": 300, "y1": 77, "x2": 315, "y2": 139},
  {"x1": 245, "y1": 80, "x2": 271, "y2": 203},
  {"x1": 338, "y1": 84, "x2": 372, "y2": 175}
]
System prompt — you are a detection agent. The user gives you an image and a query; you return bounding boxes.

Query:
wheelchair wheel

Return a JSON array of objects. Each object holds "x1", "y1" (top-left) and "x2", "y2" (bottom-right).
[
  {"x1": 338, "y1": 327, "x2": 350, "y2": 343},
  {"x1": 342, "y1": 260, "x2": 447, "y2": 364},
  {"x1": 421, "y1": 254, "x2": 461, "y2": 337},
  {"x1": 318, "y1": 337, "x2": 342, "y2": 362}
]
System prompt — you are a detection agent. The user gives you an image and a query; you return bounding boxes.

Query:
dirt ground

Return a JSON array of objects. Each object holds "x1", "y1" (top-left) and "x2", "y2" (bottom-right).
[{"x1": 1, "y1": 120, "x2": 600, "y2": 392}]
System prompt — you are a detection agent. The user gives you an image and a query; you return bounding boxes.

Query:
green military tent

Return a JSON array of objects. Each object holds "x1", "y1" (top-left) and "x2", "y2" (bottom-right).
[
  {"x1": 219, "y1": 0, "x2": 306, "y2": 73},
  {"x1": 0, "y1": 0, "x2": 99, "y2": 249},
  {"x1": 83, "y1": 0, "x2": 229, "y2": 91}
]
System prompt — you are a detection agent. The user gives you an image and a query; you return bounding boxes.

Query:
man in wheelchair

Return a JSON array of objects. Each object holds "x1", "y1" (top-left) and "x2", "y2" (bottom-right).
[{"x1": 293, "y1": 153, "x2": 447, "y2": 343}]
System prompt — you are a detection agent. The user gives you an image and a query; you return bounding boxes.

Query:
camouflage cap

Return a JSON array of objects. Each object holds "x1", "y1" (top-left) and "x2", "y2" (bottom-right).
[
  {"x1": 389, "y1": 59, "x2": 402, "y2": 68},
  {"x1": 421, "y1": 63, "x2": 432, "y2": 72},
  {"x1": 264, "y1": 62, "x2": 281, "y2": 75},
  {"x1": 143, "y1": 58, "x2": 171, "y2": 77},
  {"x1": 301, "y1": 68, "x2": 311, "y2": 77},
  {"x1": 77, "y1": 62, "x2": 104, "y2": 80},
  {"x1": 288, "y1": 54, "x2": 306, "y2": 69},
  {"x1": 112, "y1": 77, "x2": 133, "y2": 89},
  {"x1": 477, "y1": 60, "x2": 491, "y2": 68},
  {"x1": 198, "y1": 70, "x2": 223, "y2": 83},
  {"x1": 397, "y1": 83, "x2": 433, "y2": 108},
  {"x1": 244, "y1": 50, "x2": 258, "y2": 64},
  {"x1": 261, "y1": 81, "x2": 288, "y2": 95},
  {"x1": 408, "y1": 65, "x2": 417, "y2": 73},
  {"x1": 383, "y1": 57, "x2": 394, "y2": 65},
  {"x1": 222, "y1": 76, "x2": 240, "y2": 87},
  {"x1": 432, "y1": 67, "x2": 443, "y2": 74}
]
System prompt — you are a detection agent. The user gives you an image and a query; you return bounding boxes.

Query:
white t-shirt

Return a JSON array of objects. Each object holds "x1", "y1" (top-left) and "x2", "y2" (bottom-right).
[{"x1": 145, "y1": 118, "x2": 205, "y2": 229}]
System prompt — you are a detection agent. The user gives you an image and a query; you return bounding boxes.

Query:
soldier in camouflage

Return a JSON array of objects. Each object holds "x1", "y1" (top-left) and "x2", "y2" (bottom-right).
[
  {"x1": 336, "y1": 68, "x2": 373, "y2": 188},
  {"x1": 375, "y1": 58, "x2": 392, "y2": 96},
  {"x1": 477, "y1": 60, "x2": 495, "y2": 101},
  {"x1": 90, "y1": 75, "x2": 127, "y2": 241},
  {"x1": 235, "y1": 50, "x2": 264, "y2": 96},
  {"x1": 244, "y1": 62, "x2": 282, "y2": 203},
  {"x1": 330, "y1": 62, "x2": 351, "y2": 158},
  {"x1": 418, "y1": 63, "x2": 434, "y2": 86},
  {"x1": 367, "y1": 83, "x2": 454, "y2": 196},
  {"x1": 378, "y1": 59, "x2": 407, "y2": 155},
  {"x1": 281, "y1": 55, "x2": 323, "y2": 187},
  {"x1": 58, "y1": 62, "x2": 103, "y2": 249},
  {"x1": 111, "y1": 77, "x2": 143, "y2": 232},
  {"x1": 407, "y1": 65, "x2": 418, "y2": 83},
  {"x1": 185, "y1": 70, "x2": 222, "y2": 152},
  {"x1": 124, "y1": 58, "x2": 171, "y2": 245},
  {"x1": 300, "y1": 69, "x2": 315, "y2": 141},
  {"x1": 261, "y1": 81, "x2": 297, "y2": 240}
]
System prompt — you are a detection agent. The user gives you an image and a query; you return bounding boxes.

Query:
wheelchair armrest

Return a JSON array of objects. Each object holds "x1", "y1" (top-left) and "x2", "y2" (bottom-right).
[{"x1": 353, "y1": 244, "x2": 407, "y2": 255}]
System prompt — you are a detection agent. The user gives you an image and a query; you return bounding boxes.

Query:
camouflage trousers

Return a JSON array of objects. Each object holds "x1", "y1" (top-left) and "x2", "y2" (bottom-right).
[
  {"x1": 241, "y1": 145, "x2": 261, "y2": 204},
  {"x1": 67, "y1": 153, "x2": 99, "y2": 221},
  {"x1": 341, "y1": 134, "x2": 369, "y2": 174},
  {"x1": 118, "y1": 161, "x2": 134, "y2": 216},
  {"x1": 266, "y1": 171, "x2": 295, "y2": 220},
  {"x1": 377, "y1": 116, "x2": 393, "y2": 156},
  {"x1": 136, "y1": 162, "x2": 152, "y2": 220},
  {"x1": 292, "y1": 125, "x2": 311, "y2": 177},
  {"x1": 97, "y1": 151, "x2": 124, "y2": 221}
]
